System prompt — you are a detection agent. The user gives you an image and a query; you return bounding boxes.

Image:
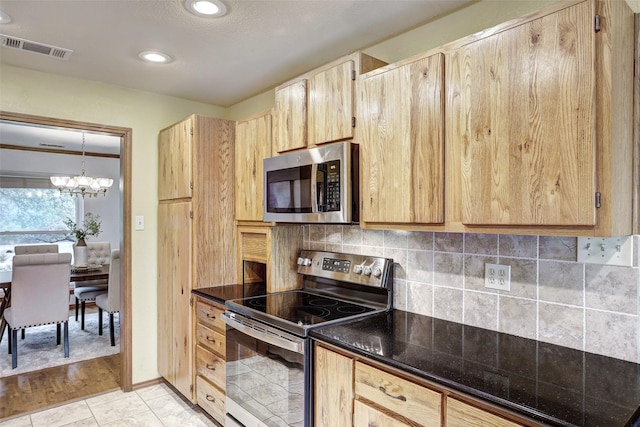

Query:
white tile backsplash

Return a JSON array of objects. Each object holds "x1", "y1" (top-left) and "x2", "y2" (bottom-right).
[{"x1": 303, "y1": 225, "x2": 640, "y2": 363}]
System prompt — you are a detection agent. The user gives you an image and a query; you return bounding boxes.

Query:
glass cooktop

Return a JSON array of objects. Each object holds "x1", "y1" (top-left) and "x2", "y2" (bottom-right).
[{"x1": 226, "y1": 290, "x2": 379, "y2": 336}]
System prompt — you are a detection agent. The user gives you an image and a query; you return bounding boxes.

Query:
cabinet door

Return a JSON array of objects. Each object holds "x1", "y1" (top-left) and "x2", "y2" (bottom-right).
[
  {"x1": 309, "y1": 60, "x2": 354, "y2": 145},
  {"x1": 157, "y1": 201, "x2": 193, "y2": 400},
  {"x1": 354, "y1": 400, "x2": 411, "y2": 427},
  {"x1": 158, "y1": 117, "x2": 192, "y2": 200},
  {"x1": 273, "y1": 80, "x2": 307, "y2": 153},
  {"x1": 448, "y1": 1, "x2": 595, "y2": 226},
  {"x1": 447, "y1": 398, "x2": 523, "y2": 427},
  {"x1": 315, "y1": 346, "x2": 354, "y2": 427},
  {"x1": 360, "y1": 54, "x2": 444, "y2": 224},
  {"x1": 235, "y1": 113, "x2": 272, "y2": 221}
]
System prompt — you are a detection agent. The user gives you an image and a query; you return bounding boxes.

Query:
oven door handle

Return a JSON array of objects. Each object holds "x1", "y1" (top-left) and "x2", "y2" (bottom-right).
[{"x1": 222, "y1": 312, "x2": 305, "y2": 355}]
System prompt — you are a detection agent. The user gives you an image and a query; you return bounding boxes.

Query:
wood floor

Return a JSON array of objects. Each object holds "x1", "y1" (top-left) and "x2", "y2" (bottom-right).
[{"x1": 0, "y1": 354, "x2": 120, "y2": 420}]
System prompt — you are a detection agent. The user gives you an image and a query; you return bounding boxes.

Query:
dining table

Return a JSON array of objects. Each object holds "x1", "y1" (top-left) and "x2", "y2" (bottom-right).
[{"x1": 0, "y1": 264, "x2": 109, "y2": 341}]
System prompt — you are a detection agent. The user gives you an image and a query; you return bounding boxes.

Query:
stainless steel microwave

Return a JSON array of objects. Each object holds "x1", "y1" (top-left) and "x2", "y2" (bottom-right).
[{"x1": 263, "y1": 141, "x2": 359, "y2": 223}]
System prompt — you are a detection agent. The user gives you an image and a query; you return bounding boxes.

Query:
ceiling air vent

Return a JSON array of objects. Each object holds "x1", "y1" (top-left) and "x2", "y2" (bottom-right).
[{"x1": 0, "y1": 34, "x2": 72, "y2": 60}]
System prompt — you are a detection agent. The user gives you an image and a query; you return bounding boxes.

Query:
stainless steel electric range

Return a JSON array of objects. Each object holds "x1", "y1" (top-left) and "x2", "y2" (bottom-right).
[{"x1": 222, "y1": 250, "x2": 394, "y2": 427}]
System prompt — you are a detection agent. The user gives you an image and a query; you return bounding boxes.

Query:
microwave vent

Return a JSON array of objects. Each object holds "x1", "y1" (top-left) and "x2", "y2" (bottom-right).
[{"x1": 0, "y1": 34, "x2": 72, "y2": 60}]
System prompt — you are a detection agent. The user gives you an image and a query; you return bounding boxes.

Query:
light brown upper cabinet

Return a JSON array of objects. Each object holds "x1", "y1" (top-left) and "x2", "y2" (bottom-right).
[
  {"x1": 273, "y1": 52, "x2": 386, "y2": 154},
  {"x1": 273, "y1": 80, "x2": 307, "y2": 153},
  {"x1": 235, "y1": 111, "x2": 272, "y2": 222},
  {"x1": 446, "y1": 0, "x2": 634, "y2": 236},
  {"x1": 359, "y1": 53, "x2": 445, "y2": 225},
  {"x1": 158, "y1": 118, "x2": 192, "y2": 201}
]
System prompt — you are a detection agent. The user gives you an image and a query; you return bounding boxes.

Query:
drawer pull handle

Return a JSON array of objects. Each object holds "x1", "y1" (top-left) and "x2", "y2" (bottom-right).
[
  {"x1": 206, "y1": 364, "x2": 216, "y2": 371},
  {"x1": 206, "y1": 313, "x2": 216, "y2": 320},
  {"x1": 206, "y1": 336, "x2": 216, "y2": 343},
  {"x1": 206, "y1": 395, "x2": 216, "y2": 402},
  {"x1": 378, "y1": 386, "x2": 407, "y2": 402}
]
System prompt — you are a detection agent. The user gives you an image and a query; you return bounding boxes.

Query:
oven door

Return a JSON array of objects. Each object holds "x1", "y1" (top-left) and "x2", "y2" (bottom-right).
[{"x1": 222, "y1": 312, "x2": 312, "y2": 427}]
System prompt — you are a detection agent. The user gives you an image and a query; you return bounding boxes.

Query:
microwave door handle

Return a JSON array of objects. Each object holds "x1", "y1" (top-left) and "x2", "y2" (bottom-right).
[{"x1": 310, "y1": 163, "x2": 319, "y2": 213}]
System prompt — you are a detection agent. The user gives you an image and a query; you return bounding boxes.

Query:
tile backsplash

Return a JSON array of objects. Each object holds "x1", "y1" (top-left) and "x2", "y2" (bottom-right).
[{"x1": 302, "y1": 225, "x2": 640, "y2": 364}]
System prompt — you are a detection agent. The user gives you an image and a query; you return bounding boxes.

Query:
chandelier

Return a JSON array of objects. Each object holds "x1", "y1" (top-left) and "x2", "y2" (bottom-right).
[{"x1": 50, "y1": 132, "x2": 114, "y2": 197}]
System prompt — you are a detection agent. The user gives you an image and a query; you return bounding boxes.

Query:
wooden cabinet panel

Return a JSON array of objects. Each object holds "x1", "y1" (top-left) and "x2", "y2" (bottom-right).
[
  {"x1": 239, "y1": 231, "x2": 268, "y2": 263},
  {"x1": 308, "y1": 60, "x2": 354, "y2": 145},
  {"x1": 274, "y1": 80, "x2": 307, "y2": 153},
  {"x1": 235, "y1": 112, "x2": 272, "y2": 222},
  {"x1": 355, "y1": 361, "x2": 441, "y2": 426},
  {"x1": 315, "y1": 345, "x2": 354, "y2": 427},
  {"x1": 196, "y1": 323, "x2": 226, "y2": 357},
  {"x1": 158, "y1": 117, "x2": 192, "y2": 201},
  {"x1": 196, "y1": 344, "x2": 225, "y2": 390},
  {"x1": 157, "y1": 201, "x2": 193, "y2": 399},
  {"x1": 196, "y1": 376, "x2": 225, "y2": 425},
  {"x1": 448, "y1": 1, "x2": 595, "y2": 226},
  {"x1": 360, "y1": 53, "x2": 444, "y2": 224},
  {"x1": 447, "y1": 398, "x2": 523, "y2": 427},
  {"x1": 195, "y1": 301, "x2": 225, "y2": 334},
  {"x1": 354, "y1": 400, "x2": 411, "y2": 427}
]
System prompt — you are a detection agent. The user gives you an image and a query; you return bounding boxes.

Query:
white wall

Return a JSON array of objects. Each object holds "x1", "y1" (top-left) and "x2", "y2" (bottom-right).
[{"x1": 0, "y1": 149, "x2": 120, "y2": 250}]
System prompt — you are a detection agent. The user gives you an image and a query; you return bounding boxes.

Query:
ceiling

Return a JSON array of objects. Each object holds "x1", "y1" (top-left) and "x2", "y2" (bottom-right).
[
  {"x1": 0, "y1": 0, "x2": 471, "y2": 107},
  {"x1": 0, "y1": 0, "x2": 473, "y2": 154}
]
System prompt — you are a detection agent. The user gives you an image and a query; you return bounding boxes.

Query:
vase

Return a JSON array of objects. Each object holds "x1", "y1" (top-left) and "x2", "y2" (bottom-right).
[{"x1": 74, "y1": 241, "x2": 88, "y2": 266}]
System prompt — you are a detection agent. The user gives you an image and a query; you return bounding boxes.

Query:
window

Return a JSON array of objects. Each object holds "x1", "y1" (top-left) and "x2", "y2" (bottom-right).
[{"x1": 0, "y1": 177, "x2": 80, "y2": 271}]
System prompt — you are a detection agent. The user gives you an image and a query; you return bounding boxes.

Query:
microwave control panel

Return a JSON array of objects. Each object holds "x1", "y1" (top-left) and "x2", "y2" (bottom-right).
[{"x1": 324, "y1": 160, "x2": 340, "y2": 211}]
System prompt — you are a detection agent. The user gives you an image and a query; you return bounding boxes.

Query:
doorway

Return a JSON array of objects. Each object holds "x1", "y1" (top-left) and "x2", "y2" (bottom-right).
[{"x1": 0, "y1": 111, "x2": 132, "y2": 393}]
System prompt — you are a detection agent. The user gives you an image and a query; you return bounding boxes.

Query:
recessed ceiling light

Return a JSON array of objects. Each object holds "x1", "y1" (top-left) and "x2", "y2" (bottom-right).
[
  {"x1": 138, "y1": 50, "x2": 173, "y2": 64},
  {"x1": 184, "y1": 0, "x2": 227, "y2": 17},
  {"x1": 0, "y1": 11, "x2": 12, "y2": 24}
]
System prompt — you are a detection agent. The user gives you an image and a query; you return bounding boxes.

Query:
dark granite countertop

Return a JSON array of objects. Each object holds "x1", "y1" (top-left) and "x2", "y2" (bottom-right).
[
  {"x1": 192, "y1": 282, "x2": 266, "y2": 305},
  {"x1": 309, "y1": 310, "x2": 640, "y2": 427}
]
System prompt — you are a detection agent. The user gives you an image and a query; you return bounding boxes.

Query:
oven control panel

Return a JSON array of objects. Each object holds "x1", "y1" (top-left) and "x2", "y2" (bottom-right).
[{"x1": 297, "y1": 250, "x2": 393, "y2": 288}]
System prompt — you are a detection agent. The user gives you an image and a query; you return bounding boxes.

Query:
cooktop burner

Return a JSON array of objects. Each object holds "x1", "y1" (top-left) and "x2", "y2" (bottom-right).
[{"x1": 230, "y1": 290, "x2": 376, "y2": 329}]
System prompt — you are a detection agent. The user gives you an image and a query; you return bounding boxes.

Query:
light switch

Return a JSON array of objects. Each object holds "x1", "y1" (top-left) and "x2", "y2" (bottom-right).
[
  {"x1": 135, "y1": 215, "x2": 144, "y2": 230},
  {"x1": 577, "y1": 236, "x2": 633, "y2": 266}
]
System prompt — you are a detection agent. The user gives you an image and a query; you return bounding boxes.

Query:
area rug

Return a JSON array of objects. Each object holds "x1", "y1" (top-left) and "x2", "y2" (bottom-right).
[{"x1": 0, "y1": 310, "x2": 120, "y2": 377}]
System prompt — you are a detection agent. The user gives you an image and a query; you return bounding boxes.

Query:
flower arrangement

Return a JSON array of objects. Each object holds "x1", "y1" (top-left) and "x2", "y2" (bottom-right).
[{"x1": 64, "y1": 212, "x2": 102, "y2": 246}]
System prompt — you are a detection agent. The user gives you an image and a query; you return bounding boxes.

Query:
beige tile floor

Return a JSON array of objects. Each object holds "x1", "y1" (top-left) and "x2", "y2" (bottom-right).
[{"x1": 0, "y1": 383, "x2": 218, "y2": 427}]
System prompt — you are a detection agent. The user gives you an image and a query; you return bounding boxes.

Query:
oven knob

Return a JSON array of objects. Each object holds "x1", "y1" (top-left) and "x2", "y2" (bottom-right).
[
  {"x1": 303, "y1": 258, "x2": 312, "y2": 266},
  {"x1": 363, "y1": 266, "x2": 372, "y2": 276},
  {"x1": 297, "y1": 257, "x2": 304, "y2": 265},
  {"x1": 353, "y1": 264, "x2": 363, "y2": 274},
  {"x1": 372, "y1": 266, "x2": 382, "y2": 277}
]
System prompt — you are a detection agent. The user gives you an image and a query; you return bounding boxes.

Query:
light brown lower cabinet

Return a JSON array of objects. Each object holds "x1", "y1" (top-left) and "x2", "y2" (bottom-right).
[
  {"x1": 353, "y1": 400, "x2": 411, "y2": 427},
  {"x1": 446, "y1": 398, "x2": 524, "y2": 427},
  {"x1": 315, "y1": 343, "x2": 536, "y2": 427},
  {"x1": 194, "y1": 297, "x2": 226, "y2": 425}
]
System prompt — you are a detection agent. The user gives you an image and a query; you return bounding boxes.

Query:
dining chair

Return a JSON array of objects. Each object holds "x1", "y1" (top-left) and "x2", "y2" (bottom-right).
[
  {"x1": 96, "y1": 249, "x2": 120, "y2": 346},
  {"x1": 14, "y1": 244, "x2": 59, "y2": 255},
  {"x1": 4, "y1": 252, "x2": 72, "y2": 369},
  {"x1": 73, "y1": 241, "x2": 111, "y2": 329}
]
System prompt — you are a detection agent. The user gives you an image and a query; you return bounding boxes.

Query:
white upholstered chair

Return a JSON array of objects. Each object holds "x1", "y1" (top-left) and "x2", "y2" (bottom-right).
[
  {"x1": 96, "y1": 249, "x2": 120, "y2": 346},
  {"x1": 73, "y1": 241, "x2": 111, "y2": 329},
  {"x1": 14, "y1": 244, "x2": 59, "y2": 255},
  {"x1": 4, "y1": 252, "x2": 72, "y2": 369}
]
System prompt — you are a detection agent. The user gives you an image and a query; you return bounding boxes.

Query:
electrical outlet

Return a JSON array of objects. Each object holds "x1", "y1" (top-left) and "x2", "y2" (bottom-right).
[{"x1": 485, "y1": 263, "x2": 510, "y2": 291}]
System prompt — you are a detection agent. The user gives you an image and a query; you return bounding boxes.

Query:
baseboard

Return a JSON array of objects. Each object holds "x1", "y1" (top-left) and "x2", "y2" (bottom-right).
[{"x1": 130, "y1": 376, "x2": 165, "y2": 391}]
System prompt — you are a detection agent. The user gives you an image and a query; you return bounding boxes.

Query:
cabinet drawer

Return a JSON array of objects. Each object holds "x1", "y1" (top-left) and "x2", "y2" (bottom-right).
[
  {"x1": 355, "y1": 362, "x2": 441, "y2": 426},
  {"x1": 354, "y1": 399, "x2": 411, "y2": 427},
  {"x1": 241, "y1": 232, "x2": 267, "y2": 263},
  {"x1": 196, "y1": 376, "x2": 225, "y2": 425},
  {"x1": 196, "y1": 301, "x2": 225, "y2": 332},
  {"x1": 196, "y1": 323, "x2": 226, "y2": 356},
  {"x1": 447, "y1": 398, "x2": 524, "y2": 427},
  {"x1": 196, "y1": 344, "x2": 225, "y2": 390}
]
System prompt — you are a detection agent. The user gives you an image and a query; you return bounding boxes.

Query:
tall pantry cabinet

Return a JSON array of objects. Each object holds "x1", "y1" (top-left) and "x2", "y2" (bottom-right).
[{"x1": 157, "y1": 114, "x2": 237, "y2": 402}]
